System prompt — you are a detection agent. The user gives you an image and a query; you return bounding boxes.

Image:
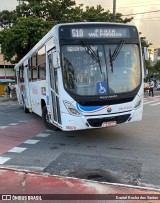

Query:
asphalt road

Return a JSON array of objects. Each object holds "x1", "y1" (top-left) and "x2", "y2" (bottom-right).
[{"x1": 0, "y1": 95, "x2": 160, "y2": 189}]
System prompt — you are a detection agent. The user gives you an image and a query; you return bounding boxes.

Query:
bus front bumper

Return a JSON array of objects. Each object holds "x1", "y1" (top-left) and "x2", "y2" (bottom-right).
[{"x1": 60, "y1": 106, "x2": 143, "y2": 131}]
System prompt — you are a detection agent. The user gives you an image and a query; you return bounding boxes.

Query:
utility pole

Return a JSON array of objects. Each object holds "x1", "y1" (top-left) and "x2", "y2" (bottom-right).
[
  {"x1": 3, "y1": 55, "x2": 6, "y2": 79},
  {"x1": 112, "y1": 0, "x2": 116, "y2": 22}
]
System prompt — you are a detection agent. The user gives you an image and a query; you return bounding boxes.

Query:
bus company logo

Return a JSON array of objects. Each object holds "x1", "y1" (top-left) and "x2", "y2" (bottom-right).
[
  {"x1": 107, "y1": 107, "x2": 112, "y2": 113},
  {"x1": 2, "y1": 195, "x2": 11, "y2": 200},
  {"x1": 119, "y1": 106, "x2": 132, "y2": 111}
]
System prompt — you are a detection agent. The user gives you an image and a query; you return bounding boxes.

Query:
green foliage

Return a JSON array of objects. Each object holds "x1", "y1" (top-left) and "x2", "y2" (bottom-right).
[
  {"x1": 0, "y1": 10, "x2": 17, "y2": 28},
  {"x1": 152, "y1": 60, "x2": 160, "y2": 79},
  {"x1": 139, "y1": 32, "x2": 152, "y2": 57},
  {"x1": 138, "y1": 32, "x2": 152, "y2": 76},
  {"x1": 16, "y1": 0, "x2": 76, "y2": 20},
  {"x1": 0, "y1": 17, "x2": 50, "y2": 63}
]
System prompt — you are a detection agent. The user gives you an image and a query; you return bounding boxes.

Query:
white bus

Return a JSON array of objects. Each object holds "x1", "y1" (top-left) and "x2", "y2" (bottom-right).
[{"x1": 15, "y1": 22, "x2": 144, "y2": 131}]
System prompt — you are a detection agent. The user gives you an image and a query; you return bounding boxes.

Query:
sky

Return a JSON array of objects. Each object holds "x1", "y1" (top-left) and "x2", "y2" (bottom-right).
[{"x1": 0, "y1": 0, "x2": 160, "y2": 47}]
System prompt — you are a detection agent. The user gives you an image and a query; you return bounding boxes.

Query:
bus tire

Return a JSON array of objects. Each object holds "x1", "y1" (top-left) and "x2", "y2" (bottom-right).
[
  {"x1": 42, "y1": 106, "x2": 59, "y2": 131},
  {"x1": 22, "y1": 97, "x2": 29, "y2": 113}
]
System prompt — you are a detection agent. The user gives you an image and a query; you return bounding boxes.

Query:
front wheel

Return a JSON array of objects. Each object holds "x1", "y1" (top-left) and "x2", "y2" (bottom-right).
[{"x1": 42, "y1": 106, "x2": 59, "y2": 131}]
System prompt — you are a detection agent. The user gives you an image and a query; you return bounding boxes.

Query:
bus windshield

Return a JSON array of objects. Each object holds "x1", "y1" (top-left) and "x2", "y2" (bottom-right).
[{"x1": 61, "y1": 43, "x2": 141, "y2": 96}]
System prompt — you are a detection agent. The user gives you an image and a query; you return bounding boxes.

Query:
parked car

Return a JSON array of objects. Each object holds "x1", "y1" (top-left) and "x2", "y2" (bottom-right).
[
  {"x1": 157, "y1": 82, "x2": 160, "y2": 90},
  {"x1": 144, "y1": 82, "x2": 149, "y2": 92}
]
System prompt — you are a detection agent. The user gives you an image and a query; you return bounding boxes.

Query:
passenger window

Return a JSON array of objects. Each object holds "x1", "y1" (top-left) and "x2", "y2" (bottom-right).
[
  {"x1": 37, "y1": 46, "x2": 46, "y2": 80},
  {"x1": 28, "y1": 58, "x2": 32, "y2": 81},
  {"x1": 19, "y1": 65, "x2": 24, "y2": 83},
  {"x1": 32, "y1": 53, "x2": 37, "y2": 68},
  {"x1": 31, "y1": 53, "x2": 38, "y2": 81},
  {"x1": 31, "y1": 67, "x2": 38, "y2": 81}
]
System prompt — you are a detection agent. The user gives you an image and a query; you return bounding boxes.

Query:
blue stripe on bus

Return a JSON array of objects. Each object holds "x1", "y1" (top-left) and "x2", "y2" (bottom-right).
[{"x1": 76, "y1": 103, "x2": 105, "y2": 113}]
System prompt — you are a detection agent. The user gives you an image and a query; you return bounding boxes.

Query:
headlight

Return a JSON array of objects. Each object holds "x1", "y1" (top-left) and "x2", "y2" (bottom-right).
[{"x1": 63, "y1": 100, "x2": 82, "y2": 116}]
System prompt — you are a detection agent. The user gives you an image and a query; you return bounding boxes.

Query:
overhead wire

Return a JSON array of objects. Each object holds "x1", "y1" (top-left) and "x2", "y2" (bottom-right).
[
  {"x1": 134, "y1": 16, "x2": 160, "y2": 20},
  {"x1": 122, "y1": 10, "x2": 160, "y2": 16},
  {"x1": 115, "y1": 3, "x2": 160, "y2": 9}
]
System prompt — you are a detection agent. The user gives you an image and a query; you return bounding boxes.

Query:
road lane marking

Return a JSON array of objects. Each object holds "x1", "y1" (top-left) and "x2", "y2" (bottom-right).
[
  {"x1": 143, "y1": 101, "x2": 157, "y2": 105},
  {"x1": 0, "y1": 119, "x2": 46, "y2": 155},
  {"x1": 0, "y1": 157, "x2": 11, "y2": 164},
  {"x1": 18, "y1": 120, "x2": 28, "y2": 122},
  {"x1": 150, "y1": 102, "x2": 160, "y2": 106},
  {"x1": 9, "y1": 123, "x2": 18, "y2": 126},
  {"x1": 8, "y1": 147, "x2": 27, "y2": 153},
  {"x1": 36, "y1": 133, "x2": 50, "y2": 137},
  {"x1": 0, "y1": 126, "x2": 8, "y2": 129},
  {"x1": 23, "y1": 139, "x2": 40, "y2": 144}
]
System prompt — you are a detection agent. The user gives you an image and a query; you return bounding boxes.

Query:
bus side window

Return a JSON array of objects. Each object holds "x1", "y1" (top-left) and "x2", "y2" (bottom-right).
[
  {"x1": 19, "y1": 65, "x2": 24, "y2": 83},
  {"x1": 31, "y1": 67, "x2": 38, "y2": 81},
  {"x1": 38, "y1": 65, "x2": 46, "y2": 80},
  {"x1": 37, "y1": 46, "x2": 46, "y2": 80},
  {"x1": 32, "y1": 53, "x2": 37, "y2": 67},
  {"x1": 28, "y1": 58, "x2": 32, "y2": 82},
  {"x1": 31, "y1": 53, "x2": 38, "y2": 81}
]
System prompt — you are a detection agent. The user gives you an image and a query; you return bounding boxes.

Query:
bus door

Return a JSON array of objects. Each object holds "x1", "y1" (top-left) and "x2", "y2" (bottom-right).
[
  {"x1": 47, "y1": 49, "x2": 61, "y2": 126},
  {"x1": 23, "y1": 60, "x2": 31, "y2": 110},
  {"x1": 16, "y1": 69, "x2": 21, "y2": 104}
]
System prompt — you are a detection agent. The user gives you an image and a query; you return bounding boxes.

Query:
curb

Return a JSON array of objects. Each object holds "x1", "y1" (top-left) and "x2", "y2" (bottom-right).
[
  {"x1": 0, "y1": 96, "x2": 17, "y2": 103},
  {"x1": 0, "y1": 167, "x2": 160, "y2": 202}
]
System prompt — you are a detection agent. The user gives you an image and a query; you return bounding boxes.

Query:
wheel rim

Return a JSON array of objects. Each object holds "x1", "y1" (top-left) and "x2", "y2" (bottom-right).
[{"x1": 46, "y1": 112, "x2": 50, "y2": 123}]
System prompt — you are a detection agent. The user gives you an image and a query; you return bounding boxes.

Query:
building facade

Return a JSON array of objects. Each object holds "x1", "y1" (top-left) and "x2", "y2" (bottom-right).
[
  {"x1": 0, "y1": 53, "x2": 15, "y2": 95},
  {"x1": 0, "y1": 53, "x2": 15, "y2": 79},
  {"x1": 153, "y1": 48, "x2": 160, "y2": 61}
]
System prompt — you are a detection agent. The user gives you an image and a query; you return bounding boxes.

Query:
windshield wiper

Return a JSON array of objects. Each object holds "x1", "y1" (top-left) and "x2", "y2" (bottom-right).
[
  {"x1": 109, "y1": 48, "x2": 113, "y2": 73},
  {"x1": 109, "y1": 40, "x2": 125, "y2": 73},
  {"x1": 81, "y1": 40, "x2": 102, "y2": 73}
]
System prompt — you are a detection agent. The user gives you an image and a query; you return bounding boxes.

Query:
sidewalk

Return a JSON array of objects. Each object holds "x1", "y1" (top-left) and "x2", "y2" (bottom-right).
[
  {"x1": 0, "y1": 95, "x2": 17, "y2": 103},
  {"x1": 144, "y1": 89, "x2": 160, "y2": 98},
  {"x1": 0, "y1": 167, "x2": 160, "y2": 203}
]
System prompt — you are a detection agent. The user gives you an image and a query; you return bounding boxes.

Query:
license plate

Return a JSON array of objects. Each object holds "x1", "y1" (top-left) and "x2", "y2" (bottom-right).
[{"x1": 102, "y1": 121, "x2": 117, "y2": 127}]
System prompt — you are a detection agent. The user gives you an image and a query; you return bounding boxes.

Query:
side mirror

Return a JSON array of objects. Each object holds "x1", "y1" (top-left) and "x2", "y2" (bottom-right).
[{"x1": 53, "y1": 52, "x2": 60, "y2": 69}]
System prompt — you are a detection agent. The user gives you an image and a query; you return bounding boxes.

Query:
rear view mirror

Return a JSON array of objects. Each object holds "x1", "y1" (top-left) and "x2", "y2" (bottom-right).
[{"x1": 53, "y1": 52, "x2": 60, "y2": 69}]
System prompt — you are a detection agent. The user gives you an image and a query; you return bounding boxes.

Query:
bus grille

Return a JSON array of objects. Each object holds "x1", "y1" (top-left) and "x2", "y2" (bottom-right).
[{"x1": 87, "y1": 114, "x2": 131, "y2": 127}]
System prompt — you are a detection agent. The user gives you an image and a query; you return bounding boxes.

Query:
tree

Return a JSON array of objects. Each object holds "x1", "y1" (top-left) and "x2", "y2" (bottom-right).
[
  {"x1": 0, "y1": 10, "x2": 17, "y2": 28},
  {"x1": 152, "y1": 60, "x2": 160, "y2": 80},
  {"x1": 16, "y1": 0, "x2": 76, "y2": 20},
  {"x1": 139, "y1": 32, "x2": 152, "y2": 51},
  {"x1": 138, "y1": 32, "x2": 152, "y2": 79},
  {"x1": 0, "y1": 17, "x2": 51, "y2": 63},
  {"x1": 80, "y1": 5, "x2": 133, "y2": 23}
]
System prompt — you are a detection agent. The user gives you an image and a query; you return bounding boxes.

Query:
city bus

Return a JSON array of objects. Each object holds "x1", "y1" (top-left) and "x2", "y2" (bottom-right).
[{"x1": 15, "y1": 22, "x2": 144, "y2": 131}]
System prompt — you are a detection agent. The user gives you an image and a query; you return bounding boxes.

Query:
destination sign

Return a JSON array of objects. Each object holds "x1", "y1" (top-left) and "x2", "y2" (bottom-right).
[{"x1": 71, "y1": 28, "x2": 130, "y2": 39}]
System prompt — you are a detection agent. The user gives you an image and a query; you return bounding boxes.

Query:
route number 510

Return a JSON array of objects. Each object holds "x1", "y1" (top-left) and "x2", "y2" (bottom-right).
[{"x1": 72, "y1": 29, "x2": 84, "y2": 38}]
